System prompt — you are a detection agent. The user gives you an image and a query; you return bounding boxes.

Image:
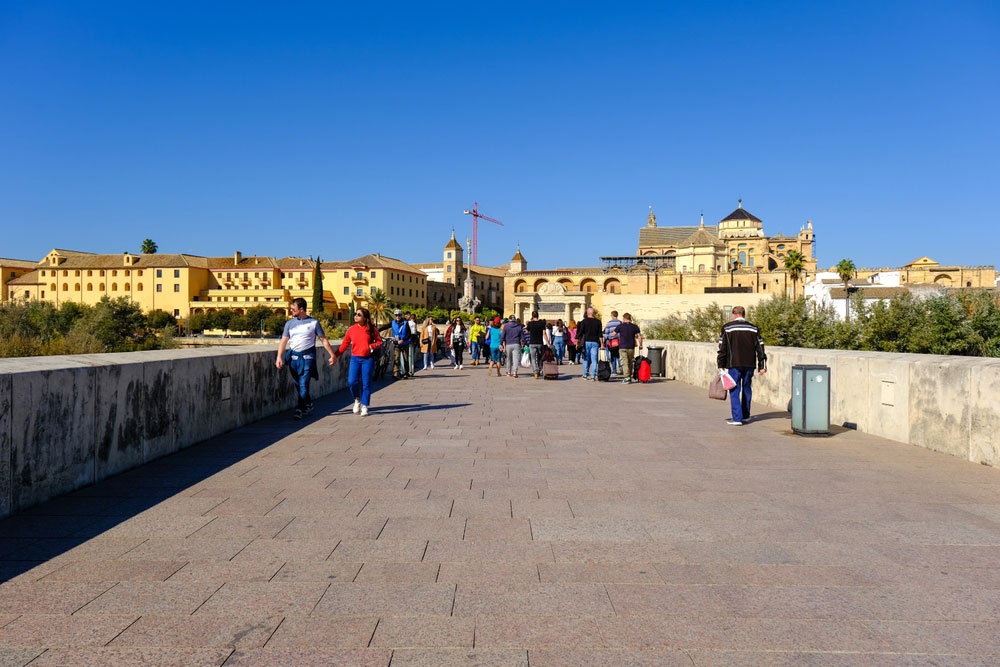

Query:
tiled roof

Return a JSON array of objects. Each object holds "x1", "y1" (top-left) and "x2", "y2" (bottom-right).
[
  {"x1": 681, "y1": 228, "x2": 725, "y2": 248},
  {"x1": 0, "y1": 258, "x2": 39, "y2": 268},
  {"x1": 39, "y1": 253, "x2": 210, "y2": 269},
  {"x1": 276, "y1": 257, "x2": 316, "y2": 269},
  {"x1": 639, "y1": 226, "x2": 718, "y2": 247},
  {"x1": 325, "y1": 254, "x2": 425, "y2": 273},
  {"x1": 206, "y1": 256, "x2": 279, "y2": 270},
  {"x1": 720, "y1": 206, "x2": 762, "y2": 223}
]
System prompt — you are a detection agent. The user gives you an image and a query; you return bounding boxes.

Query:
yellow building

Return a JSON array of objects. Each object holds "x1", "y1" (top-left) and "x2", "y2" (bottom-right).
[
  {"x1": 11, "y1": 249, "x2": 431, "y2": 323},
  {"x1": 9, "y1": 249, "x2": 211, "y2": 318},
  {"x1": 504, "y1": 202, "x2": 819, "y2": 322},
  {"x1": 0, "y1": 257, "x2": 38, "y2": 303}
]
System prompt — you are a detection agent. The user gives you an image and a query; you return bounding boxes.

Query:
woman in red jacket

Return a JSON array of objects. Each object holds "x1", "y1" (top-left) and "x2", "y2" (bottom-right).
[{"x1": 332, "y1": 307, "x2": 383, "y2": 417}]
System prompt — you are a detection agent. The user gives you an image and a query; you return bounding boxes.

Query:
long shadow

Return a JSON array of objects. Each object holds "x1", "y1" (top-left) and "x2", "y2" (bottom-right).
[{"x1": 0, "y1": 382, "x2": 385, "y2": 584}]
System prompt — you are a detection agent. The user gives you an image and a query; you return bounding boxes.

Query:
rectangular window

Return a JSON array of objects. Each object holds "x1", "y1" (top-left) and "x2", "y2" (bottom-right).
[
  {"x1": 174, "y1": 269, "x2": 180, "y2": 278},
  {"x1": 156, "y1": 284, "x2": 162, "y2": 292},
  {"x1": 173, "y1": 309, "x2": 180, "y2": 317},
  {"x1": 156, "y1": 269, "x2": 162, "y2": 278},
  {"x1": 344, "y1": 271, "x2": 349, "y2": 278},
  {"x1": 356, "y1": 287, "x2": 363, "y2": 297},
  {"x1": 343, "y1": 287, "x2": 349, "y2": 295},
  {"x1": 356, "y1": 271, "x2": 364, "y2": 280},
  {"x1": 370, "y1": 271, "x2": 376, "y2": 278},
  {"x1": 173, "y1": 284, "x2": 180, "y2": 292}
]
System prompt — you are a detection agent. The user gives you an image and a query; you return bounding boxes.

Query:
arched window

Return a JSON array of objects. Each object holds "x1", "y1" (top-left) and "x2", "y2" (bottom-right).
[
  {"x1": 99, "y1": 283, "x2": 105, "y2": 291},
  {"x1": 51, "y1": 283, "x2": 56, "y2": 291},
  {"x1": 74, "y1": 283, "x2": 80, "y2": 291},
  {"x1": 738, "y1": 251, "x2": 747, "y2": 265},
  {"x1": 111, "y1": 283, "x2": 118, "y2": 291},
  {"x1": 136, "y1": 283, "x2": 143, "y2": 291},
  {"x1": 87, "y1": 283, "x2": 92, "y2": 291},
  {"x1": 62, "y1": 284, "x2": 68, "y2": 291}
]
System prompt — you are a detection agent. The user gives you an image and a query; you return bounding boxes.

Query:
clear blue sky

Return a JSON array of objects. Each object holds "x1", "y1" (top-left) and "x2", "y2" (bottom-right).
[{"x1": 2, "y1": 1, "x2": 998, "y2": 271}]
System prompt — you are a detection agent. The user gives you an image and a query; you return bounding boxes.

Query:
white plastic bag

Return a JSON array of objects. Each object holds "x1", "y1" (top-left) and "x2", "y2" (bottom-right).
[
  {"x1": 720, "y1": 369, "x2": 737, "y2": 391},
  {"x1": 520, "y1": 348, "x2": 531, "y2": 368}
]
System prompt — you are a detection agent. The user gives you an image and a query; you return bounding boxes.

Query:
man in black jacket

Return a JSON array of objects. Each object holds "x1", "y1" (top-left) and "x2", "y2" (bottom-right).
[{"x1": 717, "y1": 306, "x2": 767, "y2": 425}]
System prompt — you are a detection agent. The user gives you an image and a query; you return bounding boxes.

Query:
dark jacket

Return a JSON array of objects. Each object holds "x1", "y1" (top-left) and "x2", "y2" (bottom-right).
[
  {"x1": 717, "y1": 318, "x2": 767, "y2": 370},
  {"x1": 576, "y1": 316, "x2": 603, "y2": 344}
]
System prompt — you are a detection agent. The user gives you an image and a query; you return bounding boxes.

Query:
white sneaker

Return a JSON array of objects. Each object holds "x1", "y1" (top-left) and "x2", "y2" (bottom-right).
[
  {"x1": 430, "y1": 363, "x2": 435, "y2": 368},
  {"x1": 352, "y1": 399, "x2": 361, "y2": 414},
  {"x1": 459, "y1": 364, "x2": 463, "y2": 370},
  {"x1": 360, "y1": 405, "x2": 369, "y2": 417}
]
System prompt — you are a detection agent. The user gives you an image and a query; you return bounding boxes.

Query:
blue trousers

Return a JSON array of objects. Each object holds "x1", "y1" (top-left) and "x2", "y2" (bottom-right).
[
  {"x1": 582, "y1": 341, "x2": 600, "y2": 378},
  {"x1": 289, "y1": 352, "x2": 315, "y2": 409},
  {"x1": 552, "y1": 338, "x2": 565, "y2": 362},
  {"x1": 728, "y1": 367, "x2": 755, "y2": 422},
  {"x1": 348, "y1": 354, "x2": 374, "y2": 407}
]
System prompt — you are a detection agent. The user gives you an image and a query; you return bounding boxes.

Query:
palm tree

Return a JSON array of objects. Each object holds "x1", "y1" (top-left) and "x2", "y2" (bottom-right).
[
  {"x1": 366, "y1": 288, "x2": 390, "y2": 328},
  {"x1": 140, "y1": 239, "x2": 158, "y2": 254},
  {"x1": 784, "y1": 250, "x2": 805, "y2": 297},
  {"x1": 836, "y1": 258, "x2": 857, "y2": 321}
]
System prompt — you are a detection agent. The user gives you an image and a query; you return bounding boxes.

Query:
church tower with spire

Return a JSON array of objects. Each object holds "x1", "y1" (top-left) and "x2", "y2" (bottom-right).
[
  {"x1": 443, "y1": 231, "x2": 463, "y2": 285},
  {"x1": 509, "y1": 245, "x2": 527, "y2": 274}
]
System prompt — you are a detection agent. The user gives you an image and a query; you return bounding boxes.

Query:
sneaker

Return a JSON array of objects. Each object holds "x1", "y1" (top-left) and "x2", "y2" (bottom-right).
[
  {"x1": 360, "y1": 405, "x2": 369, "y2": 417},
  {"x1": 742, "y1": 416, "x2": 753, "y2": 424},
  {"x1": 430, "y1": 363, "x2": 435, "y2": 368},
  {"x1": 352, "y1": 399, "x2": 361, "y2": 414},
  {"x1": 305, "y1": 402, "x2": 314, "y2": 413},
  {"x1": 294, "y1": 408, "x2": 303, "y2": 420},
  {"x1": 513, "y1": 373, "x2": 518, "y2": 378},
  {"x1": 459, "y1": 364, "x2": 463, "y2": 370},
  {"x1": 621, "y1": 379, "x2": 630, "y2": 384},
  {"x1": 533, "y1": 373, "x2": 539, "y2": 379},
  {"x1": 726, "y1": 419, "x2": 743, "y2": 426}
]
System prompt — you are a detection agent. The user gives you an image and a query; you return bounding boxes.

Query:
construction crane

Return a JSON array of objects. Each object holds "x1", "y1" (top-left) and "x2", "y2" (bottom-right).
[{"x1": 462, "y1": 202, "x2": 504, "y2": 266}]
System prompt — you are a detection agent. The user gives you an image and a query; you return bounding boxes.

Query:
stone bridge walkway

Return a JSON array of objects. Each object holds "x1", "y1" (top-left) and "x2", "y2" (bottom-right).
[{"x1": 1, "y1": 361, "x2": 999, "y2": 666}]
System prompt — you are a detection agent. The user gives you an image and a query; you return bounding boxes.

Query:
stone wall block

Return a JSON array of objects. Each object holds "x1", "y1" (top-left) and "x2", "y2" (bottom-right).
[
  {"x1": 142, "y1": 360, "x2": 177, "y2": 461},
  {"x1": 11, "y1": 367, "x2": 97, "y2": 511},
  {"x1": 866, "y1": 354, "x2": 912, "y2": 445},
  {"x1": 908, "y1": 359, "x2": 973, "y2": 459},
  {"x1": 968, "y1": 360, "x2": 1000, "y2": 466},
  {"x1": 95, "y1": 360, "x2": 146, "y2": 481},
  {"x1": 0, "y1": 372, "x2": 11, "y2": 518}
]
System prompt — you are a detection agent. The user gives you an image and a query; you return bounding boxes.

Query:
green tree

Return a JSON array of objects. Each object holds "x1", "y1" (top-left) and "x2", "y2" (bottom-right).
[
  {"x1": 141, "y1": 239, "x2": 158, "y2": 254},
  {"x1": 836, "y1": 258, "x2": 857, "y2": 321},
  {"x1": 311, "y1": 257, "x2": 324, "y2": 316},
  {"x1": 187, "y1": 312, "x2": 211, "y2": 333},
  {"x1": 76, "y1": 296, "x2": 151, "y2": 352},
  {"x1": 147, "y1": 309, "x2": 176, "y2": 330},
  {"x1": 783, "y1": 250, "x2": 805, "y2": 297}
]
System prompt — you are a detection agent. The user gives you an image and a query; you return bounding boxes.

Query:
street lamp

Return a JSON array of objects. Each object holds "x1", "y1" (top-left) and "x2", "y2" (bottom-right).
[{"x1": 730, "y1": 259, "x2": 741, "y2": 288}]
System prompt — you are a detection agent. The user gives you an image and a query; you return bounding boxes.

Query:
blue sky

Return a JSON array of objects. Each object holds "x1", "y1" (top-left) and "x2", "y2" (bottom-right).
[{"x1": 2, "y1": 1, "x2": 997, "y2": 271}]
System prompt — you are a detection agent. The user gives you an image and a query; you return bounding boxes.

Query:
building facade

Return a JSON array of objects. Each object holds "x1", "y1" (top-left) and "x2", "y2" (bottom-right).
[{"x1": 504, "y1": 202, "x2": 819, "y2": 323}]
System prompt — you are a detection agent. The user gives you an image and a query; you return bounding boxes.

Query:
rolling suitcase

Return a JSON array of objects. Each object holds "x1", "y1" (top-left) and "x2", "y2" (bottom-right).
[
  {"x1": 542, "y1": 360, "x2": 559, "y2": 380},
  {"x1": 636, "y1": 357, "x2": 652, "y2": 383}
]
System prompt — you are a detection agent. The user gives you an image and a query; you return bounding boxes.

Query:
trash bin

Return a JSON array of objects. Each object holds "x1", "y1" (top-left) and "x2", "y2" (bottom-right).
[
  {"x1": 646, "y1": 346, "x2": 664, "y2": 377},
  {"x1": 791, "y1": 364, "x2": 830, "y2": 435}
]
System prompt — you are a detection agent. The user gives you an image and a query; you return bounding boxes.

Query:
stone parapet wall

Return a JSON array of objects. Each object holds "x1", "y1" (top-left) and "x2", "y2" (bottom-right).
[
  {"x1": 647, "y1": 340, "x2": 1000, "y2": 467},
  {"x1": 0, "y1": 345, "x2": 347, "y2": 519}
]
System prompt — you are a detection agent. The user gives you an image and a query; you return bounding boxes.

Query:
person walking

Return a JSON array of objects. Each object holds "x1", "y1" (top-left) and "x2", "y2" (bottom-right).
[
  {"x1": 390, "y1": 309, "x2": 411, "y2": 379},
  {"x1": 525, "y1": 311, "x2": 549, "y2": 379},
  {"x1": 445, "y1": 317, "x2": 469, "y2": 369},
  {"x1": 717, "y1": 305, "x2": 767, "y2": 425},
  {"x1": 331, "y1": 307, "x2": 383, "y2": 417},
  {"x1": 551, "y1": 319, "x2": 567, "y2": 364},
  {"x1": 468, "y1": 316, "x2": 487, "y2": 366},
  {"x1": 406, "y1": 312, "x2": 418, "y2": 375},
  {"x1": 485, "y1": 316, "x2": 504, "y2": 377},
  {"x1": 603, "y1": 310, "x2": 623, "y2": 376},
  {"x1": 275, "y1": 297, "x2": 336, "y2": 419},
  {"x1": 576, "y1": 307, "x2": 603, "y2": 381},
  {"x1": 566, "y1": 319, "x2": 578, "y2": 365},
  {"x1": 614, "y1": 313, "x2": 643, "y2": 384},
  {"x1": 501, "y1": 315, "x2": 526, "y2": 378},
  {"x1": 419, "y1": 317, "x2": 439, "y2": 370}
]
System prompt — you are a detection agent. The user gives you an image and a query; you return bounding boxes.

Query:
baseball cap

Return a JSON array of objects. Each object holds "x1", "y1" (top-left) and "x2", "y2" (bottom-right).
[{"x1": 393, "y1": 309, "x2": 403, "y2": 315}]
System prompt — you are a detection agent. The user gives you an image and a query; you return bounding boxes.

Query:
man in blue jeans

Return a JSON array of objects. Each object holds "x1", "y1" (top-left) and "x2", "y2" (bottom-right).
[
  {"x1": 275, "y1": 297, "x2": 336, "y2": 419},
  {"x1": 717, "y1": 306, "x2": 767, "y2": 425},
  {"x1": 576, "y1": 307, "x2": 604, "y2": 380}
]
